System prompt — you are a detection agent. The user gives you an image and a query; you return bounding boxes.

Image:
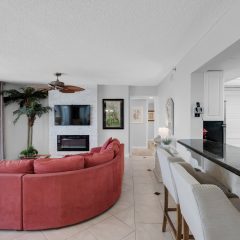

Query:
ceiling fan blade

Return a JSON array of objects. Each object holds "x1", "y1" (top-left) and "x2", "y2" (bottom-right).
[
  {"x1": 47, "y1": 73, "x2": 85, "y2": 93},
  {"x1": 64, "y1": 85, "x2": 85, "y2": 92},
  {"x1": 59, "y1": 89, "x2": 76, "y2": 93}
]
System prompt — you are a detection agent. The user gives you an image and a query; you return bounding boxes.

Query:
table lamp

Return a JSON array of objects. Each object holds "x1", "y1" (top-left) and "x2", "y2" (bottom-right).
[{"x1": 158, "y1": 127, "x2": 171, "y2": 145}]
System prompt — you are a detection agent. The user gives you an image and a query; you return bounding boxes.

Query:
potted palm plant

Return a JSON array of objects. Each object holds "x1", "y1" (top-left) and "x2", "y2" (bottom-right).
[{"x1": 2, "y1": 87, "x2": 51, "y2": 158}]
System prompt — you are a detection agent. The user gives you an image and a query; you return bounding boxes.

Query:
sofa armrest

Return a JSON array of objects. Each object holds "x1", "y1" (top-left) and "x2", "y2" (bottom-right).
[
  {"x1": 0, "y1": 173, "x2": 23, "y2": 230},
  {"x1": 90, "y1": 147, "x2": 101, "y2": 153}
]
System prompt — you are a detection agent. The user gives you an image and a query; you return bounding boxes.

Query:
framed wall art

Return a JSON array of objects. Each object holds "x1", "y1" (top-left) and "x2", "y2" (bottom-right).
[
  {"x1": 102, "y1": 99, "x2": 124, "y2": 129},
  {"x1": 130, "y1": 106, "x2": 144, "y2": 123}
]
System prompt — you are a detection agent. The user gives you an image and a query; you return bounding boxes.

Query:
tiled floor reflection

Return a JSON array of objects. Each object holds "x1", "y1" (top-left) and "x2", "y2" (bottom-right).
[{"x1": 0, "y1": 155, "x2": 174, "y2": 240}]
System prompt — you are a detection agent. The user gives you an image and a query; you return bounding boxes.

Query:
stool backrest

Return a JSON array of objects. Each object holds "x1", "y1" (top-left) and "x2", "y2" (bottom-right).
[
  {"x1": 171, "y1": 162, "x2": 204, "y2": 240},
  {"x1": 157, "y1": 147, "x2": 183, "y2": 203}
]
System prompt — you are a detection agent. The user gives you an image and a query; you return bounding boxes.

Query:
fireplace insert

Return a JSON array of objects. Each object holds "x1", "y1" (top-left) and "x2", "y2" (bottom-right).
[{"x1": 57, "y1": 135, "x2": 89, "y2": 151}]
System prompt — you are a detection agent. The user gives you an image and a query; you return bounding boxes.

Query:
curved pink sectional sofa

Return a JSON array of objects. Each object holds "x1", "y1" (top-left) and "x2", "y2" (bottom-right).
[{"x1": 0, "y1": 143, "x2": 124, "y2": 230}]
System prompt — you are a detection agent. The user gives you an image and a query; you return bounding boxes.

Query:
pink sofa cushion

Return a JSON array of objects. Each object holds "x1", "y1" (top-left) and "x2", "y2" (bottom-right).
[
  {"x1": 85, "y1": 149, "x2": 114, "y2": 168},
  {"x1": 106, "y1": 139, "x2": 120, "y2": 156},
  {"x1": 100, "y1": 137, "x2": 112, "y2": 153},
  {"x1": 0, "y1": 159, "x2": 34, "y2": 174},
  {"x1": 34, "y1": 156, "x2": 85, "y2": 174}
]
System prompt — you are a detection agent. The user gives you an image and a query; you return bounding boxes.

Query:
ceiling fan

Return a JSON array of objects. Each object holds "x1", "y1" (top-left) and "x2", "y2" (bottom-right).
[{"x1": 41, "y1": 73, "x2": 85, "y2": 93}]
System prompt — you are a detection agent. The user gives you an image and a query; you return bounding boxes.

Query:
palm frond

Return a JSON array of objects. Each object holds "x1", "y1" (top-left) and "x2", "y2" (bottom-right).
[
  {"x1": 2, "y1": 89, "x2": 25, "y2": 105},
  {"x1": 13, "y1": 108, "x2": 26, "y2": 124},
  {"x1": 5, "y1": 87, "x2": 51, "y2": 124},
  {"x1": 2, "y1": 87, "x2": 48, "y2": 106}
]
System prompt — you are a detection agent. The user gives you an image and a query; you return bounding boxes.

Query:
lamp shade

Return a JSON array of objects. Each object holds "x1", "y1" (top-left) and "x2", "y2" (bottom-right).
[{"x1": 158, "y1": 127, "x2": 169, "y2": 138}]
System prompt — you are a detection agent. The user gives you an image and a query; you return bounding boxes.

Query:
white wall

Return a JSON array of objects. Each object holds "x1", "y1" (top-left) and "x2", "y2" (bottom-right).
[
  {"x1": 225, "y1": 88, "x2": 240, "y2": 147},
  {"x1": 130, "y1": 86, "x2": 158, "y2": 97},
  {"x1": 190, "y1": 72, "x2": 204, "y2": 138},
  {"x1": 3, "y1": 83, "x2": 49, "y2": 159},
  {"x1": 157, "y1": 1, "x2": 240, "y2": 140},
  {"x1": 98, "y1": 85, "x2": 129, "y2": 156},
  {"x1": 49, "y1": 86, "x2": 98, "y2": 156},
  {"x1": 130, "y1": 99, "x2": 148, "y2": 148}
]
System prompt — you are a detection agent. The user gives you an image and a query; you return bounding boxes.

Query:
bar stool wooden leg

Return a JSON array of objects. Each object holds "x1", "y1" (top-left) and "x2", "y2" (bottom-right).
[
  {"x1": 162, "y1": 185, "x2": 168, "y2": 232},
  {"x1": 176, "y1": 204, "x2": 182, "y2": 240},
  {"x1": 183, "y1": 217, "x2": 189, "y2": 240}
]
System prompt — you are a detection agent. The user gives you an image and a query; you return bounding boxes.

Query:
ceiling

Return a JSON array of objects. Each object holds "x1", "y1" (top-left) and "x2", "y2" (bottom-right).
[
  {"x1": 0, "y1": 0, "x2": 235, "y2": 86},
  {"x1": 225, "y1": 78, "x2": 240, "y2": 86},
  {"x1": 196, "y1": 39, "x2": 240, "y2": 84}
]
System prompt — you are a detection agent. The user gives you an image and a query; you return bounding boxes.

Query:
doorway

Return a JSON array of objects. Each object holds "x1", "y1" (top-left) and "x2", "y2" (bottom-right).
[{"x1": 130, "y1": 97, "x2": 156, "y2": 156}]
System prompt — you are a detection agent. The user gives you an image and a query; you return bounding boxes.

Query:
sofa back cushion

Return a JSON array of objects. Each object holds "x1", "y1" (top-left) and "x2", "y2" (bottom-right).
[
  {"x1": 100, "y1": 137, "x2": 112, "y2": 153},
  {"x1": 64, "y1": 152, "x2": 92, "y2": 157},
  {"x1": 34, "y1": 155, "x2": 85, "y2": 174},
  {"x1": 106, "y1": 138, "x2": 120, "y2": 156},
  {"x1": 0, "y1": 159, "x2": 34, "y2": 173},
  {"x1": 85, "y1": 149, "x2": 114, "y2": 168}
]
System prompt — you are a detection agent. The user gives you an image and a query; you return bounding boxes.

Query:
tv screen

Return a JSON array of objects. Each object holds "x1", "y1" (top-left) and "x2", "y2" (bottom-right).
[{"x1": 54, "y1": 105, "x2": 90, "y2": 125}]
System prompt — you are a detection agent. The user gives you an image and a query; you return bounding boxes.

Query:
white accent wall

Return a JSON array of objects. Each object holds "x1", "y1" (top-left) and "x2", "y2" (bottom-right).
[{"x1": 48, "y1": 86, "x2": 98, "y2": 156}]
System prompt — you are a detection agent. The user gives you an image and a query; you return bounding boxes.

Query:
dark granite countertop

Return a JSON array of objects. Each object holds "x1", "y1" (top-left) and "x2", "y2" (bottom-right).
[{"x1": 177, "y1": 139, "x2": 240, "y2": 176}]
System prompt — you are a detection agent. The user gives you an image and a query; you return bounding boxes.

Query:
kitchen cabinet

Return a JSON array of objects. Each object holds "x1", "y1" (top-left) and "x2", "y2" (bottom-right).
[{"x1": 204, "y1": 71, "x2": 224, "y2": 121}]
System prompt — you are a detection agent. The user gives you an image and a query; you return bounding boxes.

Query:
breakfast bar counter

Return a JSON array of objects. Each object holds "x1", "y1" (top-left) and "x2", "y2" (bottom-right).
[{"x1": 178, "y1": 139, "x2": 240, "y2": 177}]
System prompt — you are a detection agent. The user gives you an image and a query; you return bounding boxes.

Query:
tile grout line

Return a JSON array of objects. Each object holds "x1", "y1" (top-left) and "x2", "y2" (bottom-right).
[
  {"x1": 42, "y1": 212, "x2": 114, "y2": 240},
  {"x1": 118, "y1": 230, "x2": 135, "y2": 240}
]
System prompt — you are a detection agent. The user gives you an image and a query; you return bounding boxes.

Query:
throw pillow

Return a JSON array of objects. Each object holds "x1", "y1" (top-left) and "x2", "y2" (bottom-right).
[
  {"x1": 85, "y1": 149, "x2": 114, "y2": 168},
  {"x1": 106, "y1": 138, "x2": 120, "y2": 156},
  {"x1": 100, "y1": 137, "x2": 112, "y2": 153}
]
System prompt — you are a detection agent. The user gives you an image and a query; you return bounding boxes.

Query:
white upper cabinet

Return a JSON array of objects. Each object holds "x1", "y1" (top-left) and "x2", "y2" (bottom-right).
[{"x1": 204, "y1": 71, "x2": 224, "y2": 121}]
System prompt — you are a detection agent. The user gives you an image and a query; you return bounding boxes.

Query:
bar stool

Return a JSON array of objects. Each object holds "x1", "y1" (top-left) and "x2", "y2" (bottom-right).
[
  {"x1": 171, "y1": 162, "x2": 240, "y2": 240},
  {"x1": 157, "y1": 147, "x2": 184, "y2": 240}
]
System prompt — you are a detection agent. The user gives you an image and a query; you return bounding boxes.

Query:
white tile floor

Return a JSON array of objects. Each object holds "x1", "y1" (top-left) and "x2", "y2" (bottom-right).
[{"x1": 0, "y1": 156, "x2": 174, "y2": 240}]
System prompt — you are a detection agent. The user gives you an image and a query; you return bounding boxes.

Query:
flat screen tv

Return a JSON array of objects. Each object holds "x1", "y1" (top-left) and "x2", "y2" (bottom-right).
[{"x1": 54, "y1": 105, "x2": 90, "y2": 125}]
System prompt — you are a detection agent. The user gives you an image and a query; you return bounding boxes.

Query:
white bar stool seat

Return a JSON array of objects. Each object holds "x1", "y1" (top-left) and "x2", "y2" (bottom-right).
[{"x1": 171, "y1": 162, "x2": 240, "y2": 240}]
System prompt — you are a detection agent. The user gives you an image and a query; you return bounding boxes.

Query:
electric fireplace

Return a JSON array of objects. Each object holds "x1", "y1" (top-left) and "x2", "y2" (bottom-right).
[{"x1": 57, "y1": 135, "x2": 89, "y2": 151}]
